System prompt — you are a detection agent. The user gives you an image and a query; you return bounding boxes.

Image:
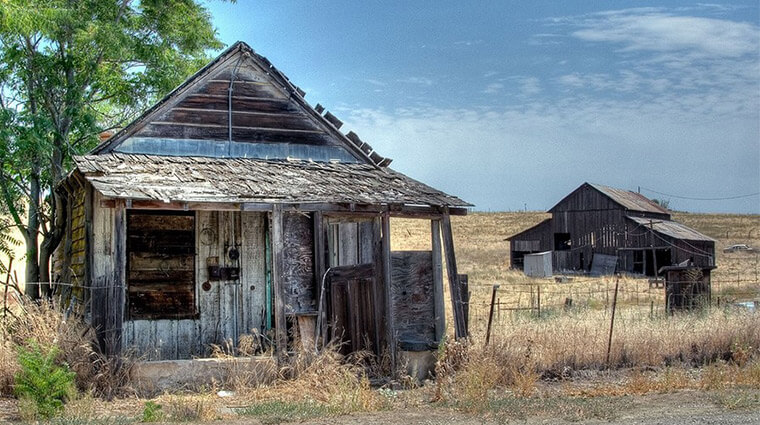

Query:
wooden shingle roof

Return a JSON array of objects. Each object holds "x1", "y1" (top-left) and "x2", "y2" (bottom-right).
[{"x1": 74, "y1": 153, "x2": 470, "y2": 208}]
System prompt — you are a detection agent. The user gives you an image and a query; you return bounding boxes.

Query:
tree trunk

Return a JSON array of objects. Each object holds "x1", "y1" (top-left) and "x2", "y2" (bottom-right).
[{"x1": 24, "y1": 172, "x2": 41, "y2": 299}]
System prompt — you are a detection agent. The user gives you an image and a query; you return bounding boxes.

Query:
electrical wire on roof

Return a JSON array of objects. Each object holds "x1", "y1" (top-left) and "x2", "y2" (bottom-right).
[{"x1": 640, "y1": 187, "x2": 760, "y2": 201}]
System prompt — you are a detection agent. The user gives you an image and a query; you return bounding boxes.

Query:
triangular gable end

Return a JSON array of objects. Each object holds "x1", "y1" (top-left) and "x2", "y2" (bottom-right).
[
  {"x1": 549, "y1": 182, "x2": 669, "y2": 216},
  {"x1": 93, "y1": 42, "x2": 388, "y2": 166}
]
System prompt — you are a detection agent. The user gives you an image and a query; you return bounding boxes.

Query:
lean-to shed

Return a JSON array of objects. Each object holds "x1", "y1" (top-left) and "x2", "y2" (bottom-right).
[{"x1": 52, "y1": 41, "x2": 471, "y2": 363}]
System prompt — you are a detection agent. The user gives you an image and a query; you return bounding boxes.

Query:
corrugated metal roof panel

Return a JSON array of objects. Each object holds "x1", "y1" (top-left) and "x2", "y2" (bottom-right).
[
  {"x1": 590, "y1": 183, "x2": 669, "y2": 214},
  {"x1": 627, "y1": 216, "x2": 715, "y2": 242}
]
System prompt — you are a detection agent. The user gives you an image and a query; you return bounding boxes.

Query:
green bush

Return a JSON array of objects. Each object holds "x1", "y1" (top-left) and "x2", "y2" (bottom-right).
[
  {"x1": 141, "y1": 401, "x2": 163, "y2": 422},
  {"x1": 14, "y1": 342, "x2": 76, "y2": 419}
]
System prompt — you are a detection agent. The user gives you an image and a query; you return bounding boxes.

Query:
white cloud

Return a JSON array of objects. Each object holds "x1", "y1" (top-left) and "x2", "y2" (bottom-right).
[
  {"x1": 483, "y1": 83, "x2": 504, "y2": 94},
  {"x1": 397, "y1": 76, "x2": 435, "y2": 86},
  {"x1": 518, "y1": 77, "x2": 541, "y2": 95},
  {"x1": 571, "y1": 10, "x2": 759, "y2": 58},
  {"x1": 342, "y1": 85, "x2": 759, "y2": 213}
]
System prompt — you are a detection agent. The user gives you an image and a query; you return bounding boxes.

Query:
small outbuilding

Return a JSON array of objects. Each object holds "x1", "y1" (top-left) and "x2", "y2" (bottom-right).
[
  {"x1": 508, "y1": 182, "x2": 716, "y2": 276},
  {"x1": 523, "y1": 251, "x2": 552, "y2": 278},
  {"x1": 51, "y1": 42, "x2": 471, "y2": 365}
]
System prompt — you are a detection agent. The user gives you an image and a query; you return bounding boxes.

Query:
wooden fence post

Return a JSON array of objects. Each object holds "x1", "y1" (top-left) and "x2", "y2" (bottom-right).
[
  {"x1": 485, "y1": 284, "x2": 500, "y2": 346},
  {"x1": 606, "y1": 276, "x2": 620, "y2": 368}
]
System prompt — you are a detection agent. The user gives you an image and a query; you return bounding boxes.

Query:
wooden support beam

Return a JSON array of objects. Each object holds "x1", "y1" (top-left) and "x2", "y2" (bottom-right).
[
  {"x1": 109, "y1": 199, "x2": 127, "y2": 356},
  {"x1": 372, "y1": 216, "x2": 386, "y2": 354},
  {"x1": 381, "y1": 211, "x2": 396, "y2": 373},
  {"x1": 313, "y1": 210, "x2": 326, "y2": 351},
  {"x1": 441, "y1": 208, "x2": 467, "y2": 339},
  {"x1": 431, "y1": 219, "x2": 445, "y2": 343},
  {"x1": 271, "y1": 204, "x2": 288, "y2": 362}
]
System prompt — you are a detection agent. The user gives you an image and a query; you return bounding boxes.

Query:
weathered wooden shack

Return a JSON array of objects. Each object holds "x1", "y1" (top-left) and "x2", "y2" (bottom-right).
[
  {"x1": 660, "y1": 262, "x2": 715, "y2": 311},
  {"x1": 508, "y1": 183, "x2": 715, "y2": 276},
  {"x1": 51, "y1": 42, "x2": 470, "y2": 363}
]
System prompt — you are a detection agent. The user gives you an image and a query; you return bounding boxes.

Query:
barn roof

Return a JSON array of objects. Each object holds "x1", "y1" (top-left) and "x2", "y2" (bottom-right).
[
  {"x1": 627, "y1": 216, "x2": 715, "y2": 242},
  {"x1": 549, "y1": 182, "x2": 669, "y2": 215},
  {"x1": 74, "y1": 153, "x2": 470, "y2": 208},
  {"x1": 588, "y1": 183, "x2": 669, "y2": 214}
]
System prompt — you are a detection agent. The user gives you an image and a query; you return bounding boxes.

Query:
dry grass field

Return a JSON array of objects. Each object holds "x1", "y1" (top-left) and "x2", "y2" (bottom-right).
[{"x1": 0, "y1": 211, "x2": 756, "y2": 423}]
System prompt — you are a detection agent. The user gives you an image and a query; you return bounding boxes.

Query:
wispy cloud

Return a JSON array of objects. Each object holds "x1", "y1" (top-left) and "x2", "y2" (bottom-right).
[
  {"x1": 397, "y1": 76, "x2": 435, "y2": 86},
  {"x1": 483, "y1": 83, "x2": 504, "y2": 94},
  {"x1": 341, "y1": 8, "x2": 759, "y2": 213},
  {"x1": 568, "y1": 9, "x2": 759, "y2": 58}
]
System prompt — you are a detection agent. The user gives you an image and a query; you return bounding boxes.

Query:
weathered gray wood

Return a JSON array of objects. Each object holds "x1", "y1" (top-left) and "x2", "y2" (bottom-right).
[
  {"x1": 271, "y1": 205, "x2": 288, "y2": 360},
  {"x1": 371, "y1": 217, "x2": 386, "y2": 355},
  {"x1": 99, "y1": 198, "x2": 469, "y2": 218},
  {"x1": 338, "y1": 222, "x2": 358, "y2": 266},
  {"x1": 313, "y1": 211, "x2": 326, "y2": 348},
  {"x1": 109, "y1": 200, "x2": 126, "y2": 356},
  {"x1": 431, "y1": 219, "x2": 445, "y2": 343},
  {"x1": 381, "y1": 212, "x2": 396, "y2": 371},
  {"x1": 441, "y1": 209, "x2": 467, "y2": 339},
  {"x1": 218, "y1": 211, "x2": 237, "y2": 346},
  {"x1": 391, "y1": 251, "x2": 435, "y2": 347},
  {"x1": 197, "y1": 210, "x2": 220, "y2": 354},
  {"x1": 241, "y1": 211, "x2": 266, "y2": 336},
  {"x1": 281, "y1": 212, "x2": 315, "y2": 313}
]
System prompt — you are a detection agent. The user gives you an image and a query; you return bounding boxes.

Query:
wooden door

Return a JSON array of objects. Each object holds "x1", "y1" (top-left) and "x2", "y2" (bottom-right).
[{"x1": 328, "y1": 263, "x2": 376, "y2": 355}]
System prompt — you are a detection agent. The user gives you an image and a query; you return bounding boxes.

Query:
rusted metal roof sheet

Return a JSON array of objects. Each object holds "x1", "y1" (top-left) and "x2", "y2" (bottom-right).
[
  {"x1": 74, "y1": 153, "x2": 470, "y2": 207},
  {"x1": 589, "y1": 183, "x2": 669, "y2": 214},
  {"x1": 627, "y1": 216, "x2": 715, "y2": 242}
]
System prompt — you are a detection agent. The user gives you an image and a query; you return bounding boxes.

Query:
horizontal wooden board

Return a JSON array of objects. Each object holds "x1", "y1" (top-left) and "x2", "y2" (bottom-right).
[
  {"x1": 176, "y1": 95, "x2": 298, "y2": 114},
  {"x1": 159, "y1": 108, "x2": 320, "y2": 132},
  {"x1": 127, "y1": 230, "x2": 194, "y2": 254},
  {"x1": 195, "y1": 80, "x2": 285, "y2": 99},
  {"x1": 128, "y1": 213, "x2": 194, "y2": 231},
  {"x1": 128, "y1": 252, "x2": 194, "y2": 271},
  {"x1": 135, "y1": 123, "x2": 333, "y2": 146}
]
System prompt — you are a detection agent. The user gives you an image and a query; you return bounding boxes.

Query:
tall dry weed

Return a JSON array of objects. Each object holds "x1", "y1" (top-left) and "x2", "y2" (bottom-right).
[{"x1": 0, "y1": 299, "x2": 133, "y2": 399}]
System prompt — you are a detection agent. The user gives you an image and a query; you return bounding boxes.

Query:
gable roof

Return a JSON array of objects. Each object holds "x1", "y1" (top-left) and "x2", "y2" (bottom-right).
[
  {"x1": 74, "y1": 153, "x2": 471, "y2": 208},
  {"x1": 91, "y1": 41, "x2": 390, "y2": 167},
  {"x1": 549, "y1": 182, "x2": 669, "y2": 215},
  {"x1": 506, "y1": 218, "x2": 552, "y2": 240},
  {"x1": 626, "y1": 216, "x2": 715, "y2": 242}
]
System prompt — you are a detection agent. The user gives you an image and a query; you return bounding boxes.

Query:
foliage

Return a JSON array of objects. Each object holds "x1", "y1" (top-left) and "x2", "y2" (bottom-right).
[
  {"x1": 14, "y1": 341, "x2": 76, "y2": 419},
  {"x1": 141, "y1": 401, "x2": 162, "y2": 422},
  {"x1": 0, "y1": 0, "x2": 228, "y2": 296}
]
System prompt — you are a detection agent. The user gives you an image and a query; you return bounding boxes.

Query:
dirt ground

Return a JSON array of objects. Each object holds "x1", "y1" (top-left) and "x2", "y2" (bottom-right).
[
  {"x1": 219, "y1": 390, "x2": 760, "y2": 425},
  {"x1": 2, "y1": 389, "x2": 758, "y2": 424}
]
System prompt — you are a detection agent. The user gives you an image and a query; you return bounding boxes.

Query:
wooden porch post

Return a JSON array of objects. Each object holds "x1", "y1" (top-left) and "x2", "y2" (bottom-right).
[
  {"x1": 381, "y1": 211, "x2": 396, "y2": 373},
  {"x1": 441, "y1": 208, "x2": 467, "y2": 339},
  {"x1": 431, "y1": 219, "x2": 445, "y2": 343},
  {"x1": 271, "y1": 204, "x2": 288, "y2": 362}
]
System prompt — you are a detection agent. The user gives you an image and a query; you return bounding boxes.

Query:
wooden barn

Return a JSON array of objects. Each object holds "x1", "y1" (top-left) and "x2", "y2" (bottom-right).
[
  {"x1": 51, "y1": 41, "x2": 470, "y2": 364},
  {"x1": 508, "y1": 183, "x2": 715, "y2": 276}
]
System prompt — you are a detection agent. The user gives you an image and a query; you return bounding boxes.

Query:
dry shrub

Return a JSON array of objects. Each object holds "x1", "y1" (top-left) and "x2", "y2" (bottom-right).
[
  {"x1": 210, "y1": 333, "x2": 278, "y2": 391},
  {"x1": 0, "y1": 299, "x2": 133, "y2": 399},
  {"x1": 434, "y1": 338, "x2": 538, "y2": 409},
  {"x1": 268, "y1": 345, "x2": 379, "y2": 411}
]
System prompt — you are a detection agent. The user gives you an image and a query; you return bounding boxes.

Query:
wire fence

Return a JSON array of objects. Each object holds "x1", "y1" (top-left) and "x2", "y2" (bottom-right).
[{"x1": 466, "y1": 277, "x2": 760, "y2": 330}]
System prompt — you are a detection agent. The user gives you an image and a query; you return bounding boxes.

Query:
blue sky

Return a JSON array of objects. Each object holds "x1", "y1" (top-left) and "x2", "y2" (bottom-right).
[{"x1": 204, "y1": 1, "x2": 759, "y2": 213}]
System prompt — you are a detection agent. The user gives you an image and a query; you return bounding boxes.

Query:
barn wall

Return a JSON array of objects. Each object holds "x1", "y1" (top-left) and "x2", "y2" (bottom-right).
[{"x1": 391, "y1": 251, "x2": 435, "y2": 348}]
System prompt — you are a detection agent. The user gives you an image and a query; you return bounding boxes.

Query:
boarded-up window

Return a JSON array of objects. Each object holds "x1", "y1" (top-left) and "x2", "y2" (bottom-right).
[{"x1": 127, "y1": 211, "x2": 196, "y2": 319}]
